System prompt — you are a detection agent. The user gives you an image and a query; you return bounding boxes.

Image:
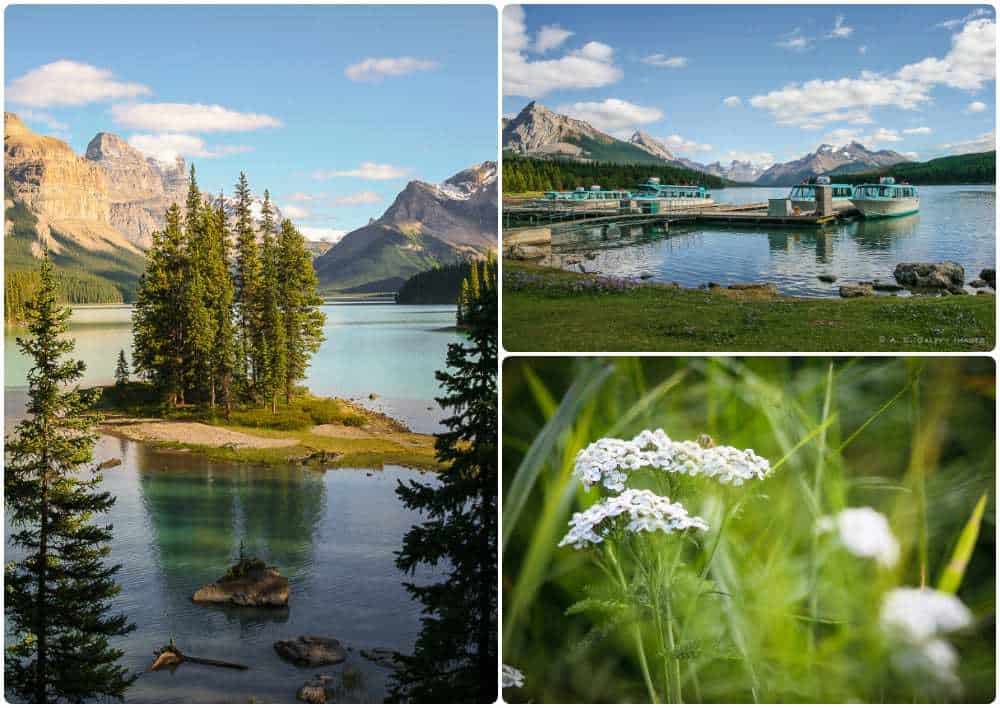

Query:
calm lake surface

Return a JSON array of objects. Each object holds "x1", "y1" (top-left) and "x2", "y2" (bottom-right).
[
  {"x1": 550, "y1": 185, "x2": 996, "y2": 297},
  {"x1": 4, "y1": 303, "x2": 458, "y2": 702}
]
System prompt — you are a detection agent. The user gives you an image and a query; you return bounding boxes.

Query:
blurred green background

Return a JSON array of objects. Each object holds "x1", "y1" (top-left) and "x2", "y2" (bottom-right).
[{"x1": 502, "y1": 357, "x2": 995, "y2": 703}]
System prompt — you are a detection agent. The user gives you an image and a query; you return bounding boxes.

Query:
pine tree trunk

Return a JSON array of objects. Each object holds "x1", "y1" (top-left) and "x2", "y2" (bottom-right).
[{"x1": 35, "y1": 451, "x2": 50, "y2": 703}]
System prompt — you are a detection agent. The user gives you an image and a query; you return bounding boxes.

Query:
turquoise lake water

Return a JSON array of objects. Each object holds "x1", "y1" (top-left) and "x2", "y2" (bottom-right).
[
  {"x1": 550, "y1": 185, "x2": 996, "y2": 297},
  {"x1": 4, "y1": 303, "x2": 458, "y2": 702}
]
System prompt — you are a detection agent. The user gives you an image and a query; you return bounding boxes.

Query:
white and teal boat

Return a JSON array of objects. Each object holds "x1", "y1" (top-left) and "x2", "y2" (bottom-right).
[
  {"x1": 632, "y1": 177, "x2": 714, "y2": 210},
  {"x1": 788, "y1": 176, "x2": 854, "y2": 212},
  {"x1": 851, "y1": 177, "x2": 919, "y2": 218},
  {"x1": 541, "y1": 185, "x2": 630, "y2": 205}
]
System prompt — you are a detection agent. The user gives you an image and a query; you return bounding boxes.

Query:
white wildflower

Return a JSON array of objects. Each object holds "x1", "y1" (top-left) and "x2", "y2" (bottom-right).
[
  {"x1": 817, "y1": 507, "x2": 900, "y2": 567},
  {"x1": 880, "y1": 587, "x2": 973, "y2": 642},
  {"x1": 573, "y1": 429, "x2": 772, "y2": 493},
  {"x1": 502, "y1": 664, "x2": 525, "y2": 688},
  {"x1": 881, "y1": 587, "x2": 973, "y2": 692},
  {"x1": 558, "y1": 488, "x2": 709, "y2": 549}
]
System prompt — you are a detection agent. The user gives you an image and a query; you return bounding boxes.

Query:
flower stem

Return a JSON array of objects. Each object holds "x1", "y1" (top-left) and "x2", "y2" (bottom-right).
[{"x1": 608, "y1": 545, "x2": 661, "y2": 703}]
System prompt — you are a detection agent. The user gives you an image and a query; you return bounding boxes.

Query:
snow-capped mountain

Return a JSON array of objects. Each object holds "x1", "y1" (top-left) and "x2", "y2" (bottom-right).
[{"x1": 755, "y1": 142, "x2": 909, "y2": 186}]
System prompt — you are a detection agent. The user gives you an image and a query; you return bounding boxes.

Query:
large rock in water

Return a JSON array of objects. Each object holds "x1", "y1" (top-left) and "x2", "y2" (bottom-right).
[
  {"x1": 192, "y1": 558, "x2": 289, "y2": 607},
  {"x1": 980, "y1": 268, "x2": 996, "y2": 289},
  {"x1": 893, "y1": 262, "x2": 965, "y2": 292},
  {"x1": 274, "y1": 636, "x2": 347, "y2": 667}
]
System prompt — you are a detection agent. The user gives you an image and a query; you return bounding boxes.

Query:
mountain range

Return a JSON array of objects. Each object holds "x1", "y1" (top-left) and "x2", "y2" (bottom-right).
[
  {"x1": 314, "y1": 162, "x2": 497, "y2": 293},
  {"x1": 5, "y1": 112, "x2": 496, "y2": 300},
  {"x1": 502, "y1": 102, "x2": 910, "y2": 185}
]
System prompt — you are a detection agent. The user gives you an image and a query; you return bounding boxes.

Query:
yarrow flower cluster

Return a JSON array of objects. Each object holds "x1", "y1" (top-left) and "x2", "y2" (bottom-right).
[
  {"x1": 558, "y1": 488, "x2": 709, "y2": 549},
  {"x1": 880, "y1": 587, "x2": 973, "y2": 690},
  {"x1": 573, "y1": 428, "x2": 772, "y2": 493},
  {"x1": 817, "y1": 506, "x2": 900, "y2": 567},
  {"x1": 502, "y1": 664, "x2": 525, "y2": 689}
]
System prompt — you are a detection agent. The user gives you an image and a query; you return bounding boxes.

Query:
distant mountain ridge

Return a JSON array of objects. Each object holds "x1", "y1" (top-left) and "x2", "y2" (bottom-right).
[
  {"x1": 754, "y1": 142, "x2": 909, "y2": 186},
  {"x1": 313, "y1": 162, "x2": 497, "y2": 293}
]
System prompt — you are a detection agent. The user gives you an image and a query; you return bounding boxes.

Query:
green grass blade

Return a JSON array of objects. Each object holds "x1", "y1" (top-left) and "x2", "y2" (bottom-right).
[
  {"x1": 503, "y1": 360, "x2": 614, "y2": 550},
  {"x1": 937, "y1": 492, "x2": 988, "y2": 594}
]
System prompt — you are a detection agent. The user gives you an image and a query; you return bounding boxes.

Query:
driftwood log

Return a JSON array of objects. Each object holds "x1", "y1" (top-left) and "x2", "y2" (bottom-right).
[{"x1": 150, "y1": 642, "x2": 248, "y2": 672}]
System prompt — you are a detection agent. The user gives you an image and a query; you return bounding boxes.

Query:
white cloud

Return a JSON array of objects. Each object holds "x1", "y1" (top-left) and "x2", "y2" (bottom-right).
[
  {"x1": 776, "y1": 28, "x2": 812, "y2": 51},
  {"x1": 7, "y1": 60, "x2": 150, "y2": 108},
  {"x1": 112, "y1": 103, "x2": 281, "y2": 133},
  {"x1": 821, "y1": 126, "x2": 902, "y2": 148},
  {"x1": 299, "y1": 227, "x2": 348, "y2": 243},
  {"x1": 828, "y1": 15, "x2": 854, "y2": 39},
  {"x1": 16, "y1": 109, "x2": 68, "y2": 131},
  {"x1": 660, "y1": 134, "x2": 713, "y2": 155},
  {"x1": 128, "y1": 133, "x2": 252, "y2": 163},
  {"x1": 723, "y1": 96, "x2": 743, "y2": 108},
  {"x1": 897, "y1": 18, "x2": 995, "y2": 91},
  {"x1": 722, "y1": 150, "x2": 775, "y2": 168},
  {"x1": 285, "y1": 192, "x2": 325, "y2": 202},
  {"x1": 312, "y1": 162, "x2": 410, "y2": 180},
  {"x1": 753, "y1": 18, "x2": 995, "y2": 130},
  {"x1": 344, "y1": 57, "x2": 438, "y2": 82},
  {"x1": 642, "y1": 54, "x2": 688, "y2": 68},
  {"x1": 282, "y1": 204, "x2": 311, "y2": 220},
  {"x1": 330, "y1": 191, "x2": 381, "y2": 206},
  {"x1": 903, "y1": 126, "x2": 932, "y2": 135},
  {"x1": 967, "y1": 100, "x2": 988, "y2": 113},
  {"x1": 866, "y1": 127, "x2": 902, "y2": 145},
  {"x1": 555, "y1": 98, "x2": 663, "y2": 135},
  {"x1": 901, "y1": 151, "x2": 920, "y2": 160},
  {"x1": 535, "y1": 25, "x2": 573, "y2": 53},
  {"x1": 941, "y1": 131, "x2": 996, "y2": 154},
  {"x1": 937, "y1": 8, "x2": 990, "y2": 30},
  {"x1": 503, "y1": 5, "x2": 622, "y2": 97}
]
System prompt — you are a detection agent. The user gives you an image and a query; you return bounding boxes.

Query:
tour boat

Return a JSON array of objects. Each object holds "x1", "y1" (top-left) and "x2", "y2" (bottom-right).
[
  {"x1": 631, "y1": 177, "x2": 714, "y2": 212},
  {"x1": 541, "y1": 185, "x2": 630, "y2": 208},
  {"x1": 850, "y1": 177, "x2": 919, "y2": 218},
  {"x1": 788, "y1": 176, "x2": 854, "y2": 212}
]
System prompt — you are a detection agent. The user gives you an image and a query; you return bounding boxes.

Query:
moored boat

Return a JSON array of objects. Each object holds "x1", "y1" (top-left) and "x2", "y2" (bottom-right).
[
  {"x1": 788, "y1": 176, "x2": 854, "y2": 212},
  {"x1": 851, "y1": 177, "x2": 919, "y2": 218},
  {"x1": 539, "y1": 185, "x2": 630, "y2": 209},
  {"x1": 632, "y1": 177, "x2": 714, "y2": 212}
]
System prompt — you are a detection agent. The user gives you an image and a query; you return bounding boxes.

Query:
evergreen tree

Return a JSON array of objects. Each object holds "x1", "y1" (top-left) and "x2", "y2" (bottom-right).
[
  {"x1": 132, "y1": 205, "x2": 188, "y2": 406},
  {"x1": 180, "y1": 166, "x2": 214, "y2": 402},
  {"x1": 390, "y1": 255, "x2": 498, "y2": 702},
  {"x1": 258, "y1": 191, "x2": 287, "y2": 412},
  {"x1": 5, "y1": 256, "x2": 135, "y2": 702},
  {"x1": 206, "y1": 194, "x2": 236, "y2": 415},
  {"x1": 276, "y1": 219, "x2": 325, "y2": 403},
  {"x1": 233, "y1": 172, "x2": 264, "y2": 396},
  {"x1": 114, "y1": 349, "x2": 130, "y2": 387}
]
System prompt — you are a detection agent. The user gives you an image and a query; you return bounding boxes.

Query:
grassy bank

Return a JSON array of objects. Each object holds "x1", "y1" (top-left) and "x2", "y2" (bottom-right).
[
  {"x1": 90, "y1": 384, "x2": 439, "y2": 470},
  {"x1": 503, "y1": 262, "x2": 995, "y2": 352}
]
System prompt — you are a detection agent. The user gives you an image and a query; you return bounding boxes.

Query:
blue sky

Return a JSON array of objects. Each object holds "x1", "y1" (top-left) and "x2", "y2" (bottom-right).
[
  {"x1": 504, "y1": 4, "x2": 995, "y2": 168},
  {"x1": 6, "y1": 5, "x2": 497, "y2": 239}
]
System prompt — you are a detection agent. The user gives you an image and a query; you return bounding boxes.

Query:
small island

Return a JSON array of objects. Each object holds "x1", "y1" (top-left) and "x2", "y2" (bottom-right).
[{"x1": 91, "y1": 384, "x2": 438, "y2": 470}]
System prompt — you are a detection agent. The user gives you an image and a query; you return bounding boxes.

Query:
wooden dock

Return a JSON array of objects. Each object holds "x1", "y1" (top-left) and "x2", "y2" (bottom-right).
[{"x1": 503, "y1": 201, "x2": 861, "y2": 250}]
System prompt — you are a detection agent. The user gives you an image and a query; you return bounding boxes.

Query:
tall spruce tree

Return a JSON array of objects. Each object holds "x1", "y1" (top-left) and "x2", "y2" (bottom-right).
[
  {"x1": 276, "y1": 219, "x2": 325, "y2": 403},
  {"x1": 233, "y1": 172, "x2": 264, "y2": 396},
  {"x1": 206, "y1": 194, "x2": 236, "y2": 415},
  {"x1": 114, "y1": 349, "x2": 130, "y2": 387},
  {"x1": 258, "y1": 191, "x2": 287, "y2": 412},
  {"x1": 180, "y1": 166, "x2": 214, "y2": 402},
  {"x1": 390, "y1": 255, "x2": 498, "y2": 702},
  {"x1": 5, "y1": 256, "x2": 135, "y2": 702},
  {"x1": 132, "y1": 204, "x2": 188, "y2": 406}
]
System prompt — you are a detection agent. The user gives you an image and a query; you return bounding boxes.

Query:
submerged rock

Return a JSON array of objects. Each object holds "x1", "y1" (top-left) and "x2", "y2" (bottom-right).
[
  {"x1": 839, "y1": 283, "x2": 875, "y2": 298},
  {"x1": 192, "y1": 558, "x2": 289, "y2": 607},
  {"x1": 275, "y1": 636, "x2": 348, "y2": 667},
  {"x1": 360, "y1": 647, "x2": 404, "y2": 670},
  {"x1": 297, "y1": 676, "x2": 333, "y2": 704},
  {"x1": 873, "y1": 281, "x2": 904, "y2": 293},
  {"x1": 893, "y1": 262, "x2": 965, "y2": 291},
  {"x1": 818, "y1": 274, "x2": 837, "y2": 283}
]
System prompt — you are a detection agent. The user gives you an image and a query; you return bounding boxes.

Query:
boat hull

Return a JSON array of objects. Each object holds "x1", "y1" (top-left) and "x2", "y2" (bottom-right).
[
  {"x1": 851, "y1": 197, "x2": 919, "y2": 218},
  {"x1": 791, "y1": 199, "x2": 854, "y2": 214}
]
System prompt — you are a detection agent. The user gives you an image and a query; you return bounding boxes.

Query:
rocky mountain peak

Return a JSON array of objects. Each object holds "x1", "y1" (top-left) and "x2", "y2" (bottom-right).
[
  {"x1": 5, "y1": 112, "x2": 31, "y2": 138},
  {"x1": 629, "y1": 131, "x2": 677, "y2": 162},
  {"x1": 502, "y1": 101, "x2": 607, "y2": 156}
]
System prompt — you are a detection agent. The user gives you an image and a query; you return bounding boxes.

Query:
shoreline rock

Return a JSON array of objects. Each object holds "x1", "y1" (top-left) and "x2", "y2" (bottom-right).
[
  {"x1": 839, "y1": 283, "x2": 875, "y2": 298},
  {"x1": 275, "y1": 636, "x2": 347, "y2": 667},
  {"x1": 360, "y1": 647, "x2": 404, "y2": 670},
  {"x1": 893, "y1": 261, "x2": 965, "y2": 293},
  {"x1": 192, "y1": 558, "x2": 289, "y2": 607}
]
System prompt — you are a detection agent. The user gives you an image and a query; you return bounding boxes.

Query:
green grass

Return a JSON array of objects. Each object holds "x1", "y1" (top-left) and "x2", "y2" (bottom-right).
[
  {"x1": 502, "y1": 262, "x2": 995, "y2": 352},
  {"x1": 502, "y1": 357, "x2": 995, "y2": 703}
]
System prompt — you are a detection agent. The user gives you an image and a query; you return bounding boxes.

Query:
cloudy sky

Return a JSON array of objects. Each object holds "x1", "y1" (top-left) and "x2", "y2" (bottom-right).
[
  {"x1": 6, "y1": 5, "x2": 497, "y2": 240},
  {"x1": 504, "y1": 4, "x2": 995, "y2": 169}
]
